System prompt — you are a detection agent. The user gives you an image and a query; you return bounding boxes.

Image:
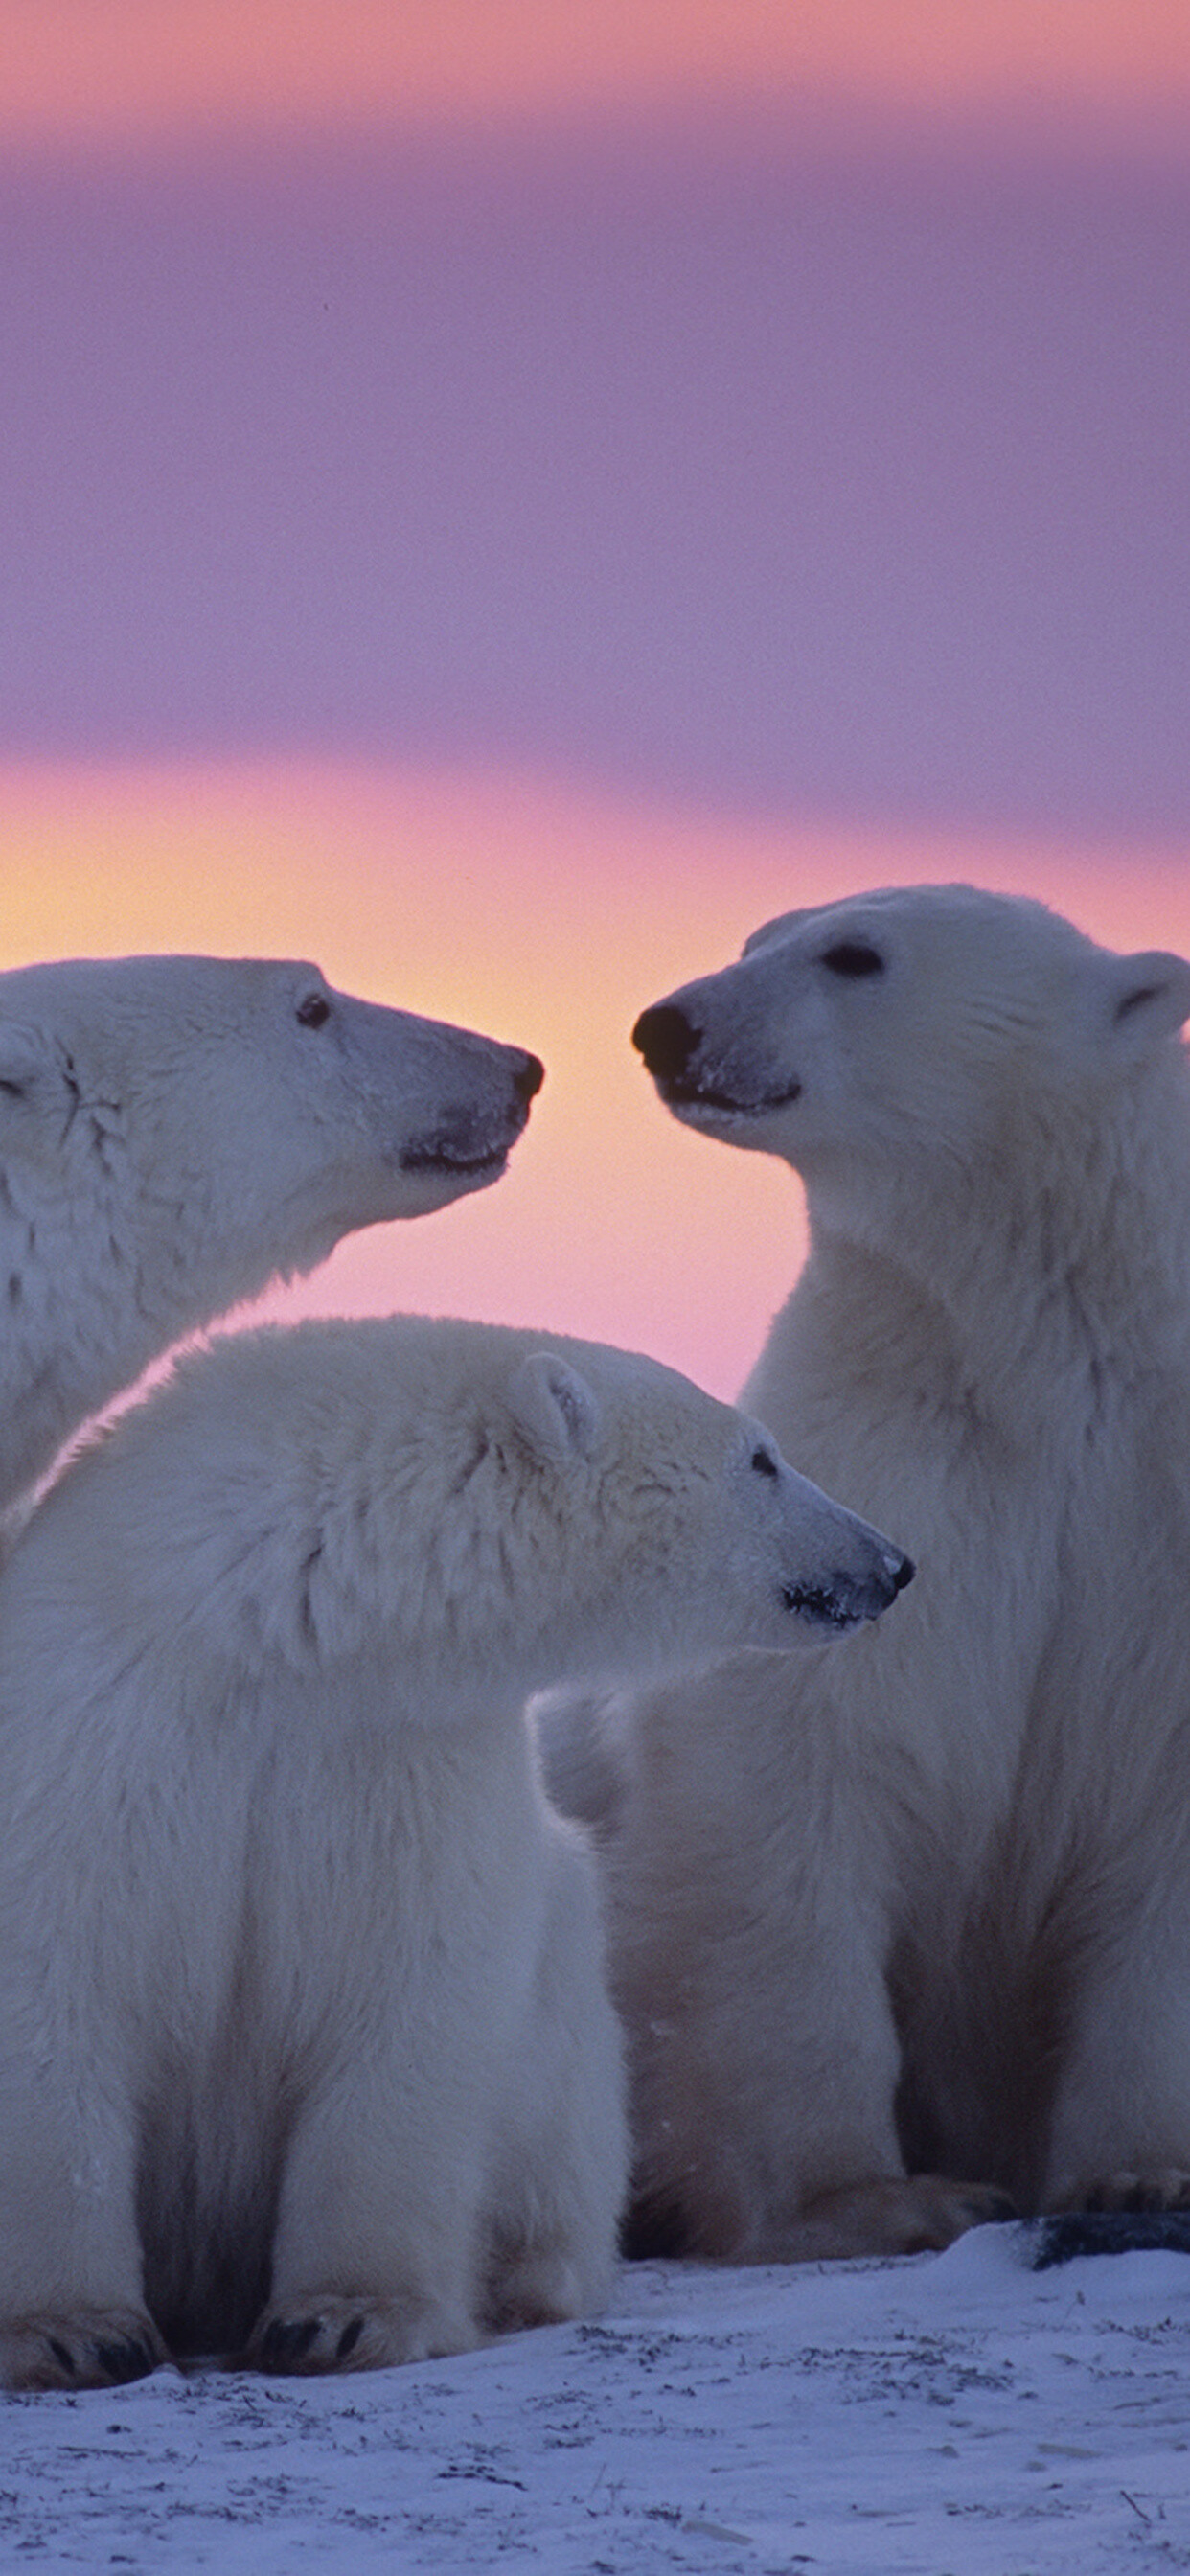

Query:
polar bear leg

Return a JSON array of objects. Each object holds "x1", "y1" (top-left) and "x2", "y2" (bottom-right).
[
  {"x1": 625, "y1": 1949, "x2": 1012, "y2": 2265},
  {"x1": 608, "y1": 1663, "x2": 899, "y2": 2257},
  {"x1": 481, "y1": 1822, "x2": 628, "y2": 2332},
  {"x1": 622, "y1": 1890, "x2": 920, "y2": 2259},
  {"x1": 611, "y1": 1668, "x2": 1013, "y2": 2262},
  {"x1": 1045, "y1": 1950, "x2": 1190, "y2": 2213},
  {"x1": 249, "y1": 2040, "x2": 489, "y2": 2375},
  {"x1": 0, "y1": 2067, "x2": 161, "y2": 2391}
]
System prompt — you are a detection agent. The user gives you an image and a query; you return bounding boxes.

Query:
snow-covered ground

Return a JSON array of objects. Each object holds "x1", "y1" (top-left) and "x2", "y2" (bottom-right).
[{"x1": 6, "y1": 2228, "x2": 1190, "y2": 2573}]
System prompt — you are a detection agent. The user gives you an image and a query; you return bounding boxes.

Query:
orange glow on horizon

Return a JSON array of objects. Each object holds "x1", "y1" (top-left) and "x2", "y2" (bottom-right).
[
  {"x1": 2, "y1": 758, "x2": 1188, "y2": 1403},
  {"x1": 2, "y1": 2, "x2": 1189, "y2": 150}
]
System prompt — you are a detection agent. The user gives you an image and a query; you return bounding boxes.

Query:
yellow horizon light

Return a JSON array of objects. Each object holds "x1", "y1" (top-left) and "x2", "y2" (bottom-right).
[{"x1": 1, "y1": 756, "x2": 1187, "y2": 1400}]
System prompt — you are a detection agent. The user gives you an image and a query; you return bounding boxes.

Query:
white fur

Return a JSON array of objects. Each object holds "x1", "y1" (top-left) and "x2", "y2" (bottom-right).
[
  {"x1": 596, "y1": 883, "x2": 1190, "y2": 2262},
  {"x1": 0, "y1": 953, "x2": 539, "y2": 1517},
  {"x1": 0, "y1": 1314, "x2": 908, "y2": 2389}
]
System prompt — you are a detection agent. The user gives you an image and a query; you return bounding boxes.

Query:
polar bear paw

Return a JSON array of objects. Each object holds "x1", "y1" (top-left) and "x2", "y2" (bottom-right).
[
  {"x1": 0, "y1": 2308, "x2": 165, "y2": 2392},
  {"x1": 483, "y1": 2246, "x2": 588, "y2": 2333},
  {"x1": 1059, "y1": 2168, "x2": 1190, "y2": 2215},
  {"x1": 767, "y1": 2174, "x2": 1017, "y2": 2262},
  {"x1": 247, "y1": 2292, "x2": 480, "y2": 2376}
]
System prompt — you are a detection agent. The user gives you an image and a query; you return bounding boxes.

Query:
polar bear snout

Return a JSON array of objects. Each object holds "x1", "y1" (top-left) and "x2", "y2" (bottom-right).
[
  {"x1": 514, "y1": 1051, "x2": 546, "y2": 1103},
  {"x1": 753, "y1": 1449, "x2": 915, "y2": 1643},
  {"x1": 633, "y1": 1002, "x2": 699, "y2": 1086},
  {"x1": 782, "y1": 1544, "x2": 914, "y2": 1635},
  {"x1": 401, "y1": 1047, "x2": 544, "y2": 1176},
  {"x1": 633, "y1": 996, "x2": 799, "y2": 1121}
]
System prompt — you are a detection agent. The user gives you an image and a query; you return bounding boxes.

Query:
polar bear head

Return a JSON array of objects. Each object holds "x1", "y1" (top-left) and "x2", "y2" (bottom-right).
[
  {"x1": 0, "y1": 954, "x2": 542, "y2": 1245},
  {"x1": 0, "y1": 954, "x2": 542, "y2": 1510},
  {"x1": 631, "y1": 884, "x2": 1190, "y2": 1207},
  {"x1": 492, "y1": 1336, "x2": 914, "y2": 1682}
]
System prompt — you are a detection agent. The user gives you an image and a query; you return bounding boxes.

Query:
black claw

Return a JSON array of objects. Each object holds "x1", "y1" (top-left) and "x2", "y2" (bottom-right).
[
  {"x1": 261, "y1": 2314, "x2": 322, "y2": 2366},
  {"x1": 971, "y1": 2190, "x2": 1018, "y2": 2221},
  {"x1": 48, "y1": 2336, "x2": 77, "y2": 2376},
  {"x1": 334, "y1": 2317, "x2": 365, "y2": 2362},
  {"x1": 94, "y1": 2335, "x2": 155, "y2": 2382}
]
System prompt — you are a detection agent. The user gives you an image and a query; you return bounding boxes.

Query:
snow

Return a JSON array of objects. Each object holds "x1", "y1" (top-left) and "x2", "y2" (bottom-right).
[{"x1": 7, "y1": 2228, "x2": 1190, "y2": 2572}]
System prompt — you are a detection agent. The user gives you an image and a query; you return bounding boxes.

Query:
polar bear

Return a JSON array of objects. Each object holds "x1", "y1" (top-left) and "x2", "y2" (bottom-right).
[
  {"x1": 0, "y1": 953, "x2": 542, "y2": 1518},
  {"x1": 588, "y1": 882, "x2": 1190, "y2": 2265},
  {"x1": 0, "y1": 1313, "x2": 910, "y2": 2389}
]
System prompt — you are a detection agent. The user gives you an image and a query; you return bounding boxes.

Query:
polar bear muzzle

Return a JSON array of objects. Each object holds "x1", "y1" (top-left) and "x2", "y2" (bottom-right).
[
  {"x1": 783, "y1": 1548, "x2": 914, "y2": 1634},
  {"x1": 632, "y1": 1000, "x2": 799, "y2": 1119},
  {"x1": 400, "y1": 1049, "x2": 544, "y2": 1175}
]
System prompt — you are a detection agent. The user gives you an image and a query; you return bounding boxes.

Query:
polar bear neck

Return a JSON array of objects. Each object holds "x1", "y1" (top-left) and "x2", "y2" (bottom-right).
[
  {"x1": 274, "y1": 1435, "x2": 623, "y2": 1704},
  {"x1": 785, "y1": 1045, "x2": 1190, "y2": 1424},
  {"x1": 0, "y1": 1134, "x2": 287, "y2": 1532}
]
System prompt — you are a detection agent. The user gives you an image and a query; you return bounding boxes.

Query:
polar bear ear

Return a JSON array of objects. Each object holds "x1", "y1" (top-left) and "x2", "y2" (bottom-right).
[
  {"x1": 742, "y1": 909, "x2": 800, "y2": 958},
  {"x1": 507, "y1": 1353, "x2": 602, "y2": 1465},
  {"x1": 1099, "y1": 951, "x2": 1190, "y2": 1054}
]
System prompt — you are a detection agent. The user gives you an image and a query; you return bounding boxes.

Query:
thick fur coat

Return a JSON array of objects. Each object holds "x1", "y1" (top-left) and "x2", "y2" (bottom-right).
[
  {"x1": 601, "y1": 884, "x2": 1190, "y2": 2261},
  {"x1": 0, "y1": 1314, "x2": 908, "y2": 2388}
]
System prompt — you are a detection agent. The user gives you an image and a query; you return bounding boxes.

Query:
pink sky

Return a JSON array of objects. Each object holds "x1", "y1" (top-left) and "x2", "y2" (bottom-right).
[
  {"x1": 1, "y1": 8, "x2": 1186, "y2": 1398},
  {"x1": 4, "y1": 4, "x2": 1189, "y2": 142},
  {"x1": 2, "y1": 760, "x2": 1186, "y2": 1399}
]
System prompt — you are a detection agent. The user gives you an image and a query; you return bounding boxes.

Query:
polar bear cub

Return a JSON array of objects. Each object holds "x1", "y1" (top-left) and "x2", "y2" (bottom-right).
[
  {"x1": 0, "y1": 1314, "x2": 910, "y2": 2389},
  {"x1": 603, "y1": 883, "x2": 1190, "y2": 2264},
  {"x1": 0, "y1": 953, "x2": 542, "y2": 1516}
]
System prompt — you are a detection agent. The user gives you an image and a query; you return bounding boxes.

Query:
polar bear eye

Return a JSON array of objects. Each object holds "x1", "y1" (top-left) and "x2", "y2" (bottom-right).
[
  {"x1": 295, "y1": 992, "x2": 332, "y2": 1029},
  {"x1": 821, "y1": 941, "x2": 884, "y2": 978},
  {"x1": 750, "y1": 1446, "x2": 779, "y2": 1478}
]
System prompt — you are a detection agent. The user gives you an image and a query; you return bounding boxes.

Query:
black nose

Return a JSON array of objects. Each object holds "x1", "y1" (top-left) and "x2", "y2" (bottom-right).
[
  {"x1": 515, "y1": 1053, "x2": 545, "y2": 1102},
  {"x1": 631, "y1": 1002, "x2": 699, "y2": 1081},
  {"x1": 891, "y1": 1554, "x2": 915, "y2": 1595}
]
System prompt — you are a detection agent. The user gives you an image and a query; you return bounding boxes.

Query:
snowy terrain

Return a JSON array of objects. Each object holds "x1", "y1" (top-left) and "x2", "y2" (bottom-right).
[{"x1": 6, "y1": 2227, "x2": 1190, "y2": 2573}]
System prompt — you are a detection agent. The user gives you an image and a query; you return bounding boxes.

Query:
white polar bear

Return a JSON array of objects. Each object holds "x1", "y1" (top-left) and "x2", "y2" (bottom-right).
[
  {"x1": 0, "y1": 1313, "x2": 910, "y2": 2390},
  {"x1": 595, "y1": 882, "x2": 1190, "y2": 2264},
  {"x1": 0, "y1": 953, "x2": 542, "y2": 1518}
]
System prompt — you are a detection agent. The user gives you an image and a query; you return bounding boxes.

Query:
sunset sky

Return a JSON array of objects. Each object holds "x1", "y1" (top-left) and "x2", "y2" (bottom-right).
[{"x1": 2, "y1": 4, "x2": 1187, "y2": 1397}]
